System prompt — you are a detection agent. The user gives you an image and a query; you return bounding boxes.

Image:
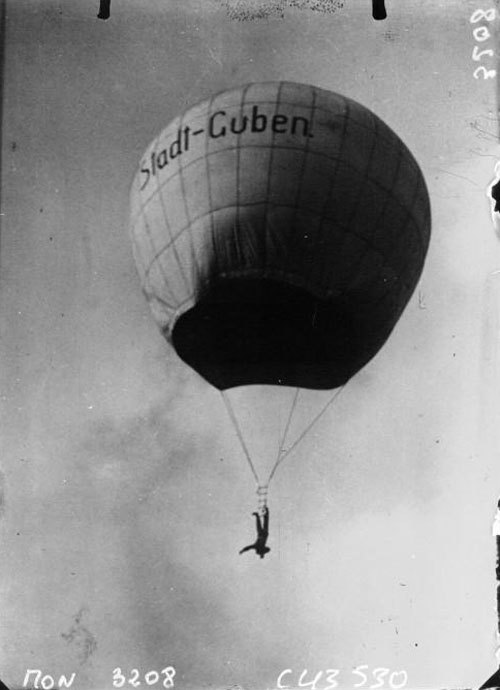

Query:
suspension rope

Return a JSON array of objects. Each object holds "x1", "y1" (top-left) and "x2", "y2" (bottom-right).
[
  {"x1": 275, "y1": 387, "x2": 301, "y2": 465},
  {"x1": 267, "y1": 385, "x2": 345, "y2": 484},
  {"x1": 221, "y1": 384, "x2": 346, "y2": 506},
  {"x1": 220, "y1": 390, "x2": 260, "y2": 485}
]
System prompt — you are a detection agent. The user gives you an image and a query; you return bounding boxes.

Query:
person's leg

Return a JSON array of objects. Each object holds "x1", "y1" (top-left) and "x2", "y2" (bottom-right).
[
  {"x1": 254, "y1": 512, "x2": 263, "y2": 535},
  {"x1": 372, "y1": 0, "x2": 387, "y2": 20}
]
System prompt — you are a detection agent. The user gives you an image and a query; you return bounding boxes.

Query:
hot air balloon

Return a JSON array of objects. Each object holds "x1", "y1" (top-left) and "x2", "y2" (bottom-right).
[{"x1": 129, "y1": 81, "x2": 431, "y2": 514}]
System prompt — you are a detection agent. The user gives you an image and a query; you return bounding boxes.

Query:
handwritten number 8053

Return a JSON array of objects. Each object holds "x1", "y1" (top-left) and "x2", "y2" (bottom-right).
[{"x1": 470, "y1": 8, "x2": 497, "y2": 79}]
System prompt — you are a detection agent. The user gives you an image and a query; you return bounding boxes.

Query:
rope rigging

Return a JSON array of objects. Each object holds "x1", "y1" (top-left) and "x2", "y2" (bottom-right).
[
  {"x1": 274, "y1": 388, "x2": 301, "y2": 467},
  {"x1": 268, "y1": 384, "x2": 345, "y2": 483},
  {"x1": 220, "y1": 384, "x2": 346, "y2": 510},
  {"x1": 220, "y1": 390, "x2": 260, "y2": 486}
]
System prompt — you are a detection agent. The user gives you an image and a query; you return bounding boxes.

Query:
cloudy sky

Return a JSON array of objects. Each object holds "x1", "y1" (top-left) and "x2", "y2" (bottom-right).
[{"x1": 2, "y1": 1, "x2": 500, "y2": 689}]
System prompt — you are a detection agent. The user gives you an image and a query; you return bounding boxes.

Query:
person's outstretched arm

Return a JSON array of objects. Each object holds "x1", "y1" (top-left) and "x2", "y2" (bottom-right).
[
  {"x1": 263, "y1": 508, "x2": 269, "y2": 533},
  {"x1": 98, "y1": 0, "x2": 111, "y2": 19}
]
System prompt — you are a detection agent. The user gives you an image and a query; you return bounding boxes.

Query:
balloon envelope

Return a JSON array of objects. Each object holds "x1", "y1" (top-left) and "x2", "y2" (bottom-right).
[{"x1": 129, "y1": 82, "x2": 431, "y2": 390}]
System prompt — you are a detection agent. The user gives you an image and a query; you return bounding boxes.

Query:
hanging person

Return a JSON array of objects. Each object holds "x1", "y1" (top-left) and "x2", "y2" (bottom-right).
[{"x1": 239, "y1": 507, "x2": 270, "y2": 559}]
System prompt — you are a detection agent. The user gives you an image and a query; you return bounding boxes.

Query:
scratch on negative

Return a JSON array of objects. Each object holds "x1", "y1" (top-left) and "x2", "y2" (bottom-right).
[{"x1": 434, "y1": 168, "x2": 481, "y2": 188}]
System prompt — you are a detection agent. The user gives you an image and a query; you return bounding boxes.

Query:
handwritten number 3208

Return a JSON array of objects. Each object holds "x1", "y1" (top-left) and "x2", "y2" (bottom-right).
[
  {"x1": 112, "y1": 668, "x2": 176, "y2": 688},
  {"x1": 470, "y1": 8, "x2": 497, "y2": 79}
]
